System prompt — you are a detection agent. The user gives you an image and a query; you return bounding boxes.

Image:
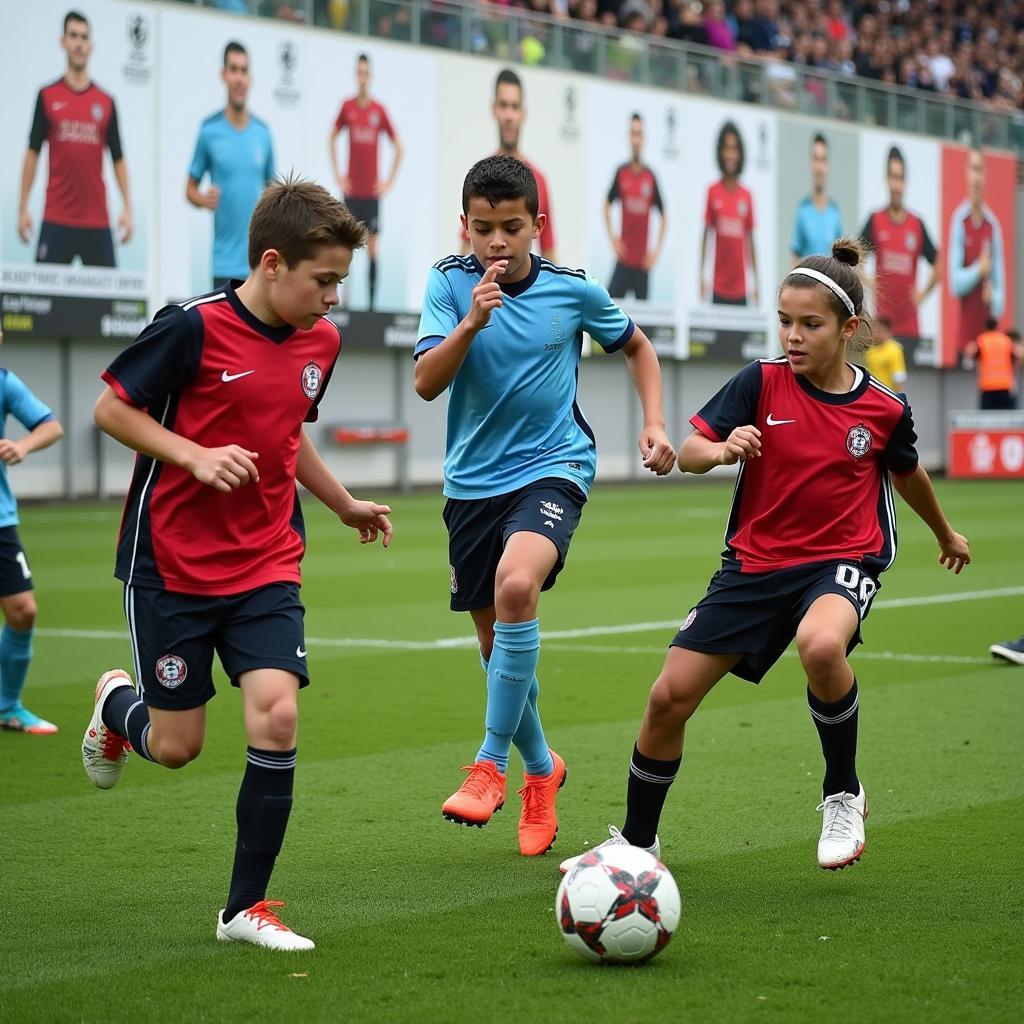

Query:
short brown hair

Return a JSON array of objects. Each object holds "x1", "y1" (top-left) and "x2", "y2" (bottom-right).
[{"x1": 248, "y1": 175, "x2": 368, "y2": 270}]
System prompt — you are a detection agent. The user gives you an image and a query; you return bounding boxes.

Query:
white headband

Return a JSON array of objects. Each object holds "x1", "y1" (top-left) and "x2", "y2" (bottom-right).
[{"x1": 789, "y1": 267, "x2": 856, "y2": 316}]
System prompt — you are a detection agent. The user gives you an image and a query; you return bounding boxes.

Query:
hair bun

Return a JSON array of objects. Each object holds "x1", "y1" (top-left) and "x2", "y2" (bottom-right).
[{"x1": 831, "y1": 237, "x2": 863, "y2": 268}]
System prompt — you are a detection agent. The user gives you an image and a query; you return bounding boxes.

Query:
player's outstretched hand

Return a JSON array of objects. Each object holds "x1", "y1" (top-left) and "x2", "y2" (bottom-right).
[
  {"x1": 938, "y1": 532, "x2": 970, "y2": 574},
  {"x1": 721, "y1": 425, "x2": 761, "y2": 465},
  {"x1": 190, "y1": 445, "x2": 260, "y2": 492},
  {"x1": 638, "y1": 426, "x2": 676, "y2": 476},
  {"x1": 467, "y1": 260, "x2": 506, "y2": 331},
  {"x1": 340, "y1": 500, "x2": 393, "y2": 547}
]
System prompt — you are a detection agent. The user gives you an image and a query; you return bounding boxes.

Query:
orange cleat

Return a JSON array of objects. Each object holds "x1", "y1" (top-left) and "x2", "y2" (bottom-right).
[
  {"x1": 441, "y1": 760, "x2": 507, "y2": 826},
  {"x1": 517, "y1": 750, "x2": 567, "y2": 856}
]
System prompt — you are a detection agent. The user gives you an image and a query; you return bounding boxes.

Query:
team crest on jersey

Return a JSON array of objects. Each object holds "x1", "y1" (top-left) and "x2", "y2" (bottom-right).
[
  {"x1": 370, "y1": 111, "x2": 379, "y2": 127},
  {"x1": 680, "y1": 608, "x2": 697, "y2": 631},
  {"x1": 91, "y1": 102, "x2": 103, "y2": 122},
  {"x1": 155, "y1": 654, "x2": 187, "y2": 689},
  {"x1": 846, "y1": 423, "x2": 872, "y2": 459},
  {"x1": 739, "y1": 199, "x2": 748, "y2": 216},
  {"x1": 905, "y1": 232, "x2": 916, "y2": 251},
  {"x1": 450, "y1": 565, "x2": 458, "y2": 594},
  {"x1": 301, "y1": 361, "x2": 322, "y2": 399}
]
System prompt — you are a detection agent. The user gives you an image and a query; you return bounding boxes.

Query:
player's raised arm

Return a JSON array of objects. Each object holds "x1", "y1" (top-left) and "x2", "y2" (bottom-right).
[{"x1": 414, "y1": 260, "x2": 506, "y2": 401}]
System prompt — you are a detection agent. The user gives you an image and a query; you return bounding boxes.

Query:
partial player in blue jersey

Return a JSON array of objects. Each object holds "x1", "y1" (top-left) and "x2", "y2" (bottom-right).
[
  {"x1": 789, "y1": 133, "x2": 843, "y2": 267},
  {"x1": 0, "y1": 327, "x2": 64, "y2": 734},
  {"x1": 186, "y1": 41, "x2": 276, "y2": 289},
  {"x1": 414, "y1": 155, "x2": 675, "y2": 857}
]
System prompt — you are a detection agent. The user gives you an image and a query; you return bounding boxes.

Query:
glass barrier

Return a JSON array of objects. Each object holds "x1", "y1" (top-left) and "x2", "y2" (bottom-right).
[{"x1": 182, "y1": 0, "x2": 1020, "y2": 155}]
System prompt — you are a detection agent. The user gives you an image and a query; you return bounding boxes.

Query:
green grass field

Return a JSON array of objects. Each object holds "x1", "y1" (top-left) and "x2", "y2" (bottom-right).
[{"x1": 2, "y1": 480, "x2": 1022, "y2": 1023}]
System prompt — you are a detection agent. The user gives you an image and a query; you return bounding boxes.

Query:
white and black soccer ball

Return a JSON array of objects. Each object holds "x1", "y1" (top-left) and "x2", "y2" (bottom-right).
[{"x1": 556, "y1": 844, "x2": 681, "y2": 964}]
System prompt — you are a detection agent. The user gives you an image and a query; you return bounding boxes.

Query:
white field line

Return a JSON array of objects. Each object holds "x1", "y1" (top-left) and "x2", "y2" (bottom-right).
[{"x1": 35, "y1": 585, "x2": 1023, "y2": 655}]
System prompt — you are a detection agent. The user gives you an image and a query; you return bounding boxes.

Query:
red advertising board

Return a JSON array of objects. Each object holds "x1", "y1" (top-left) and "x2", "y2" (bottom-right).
[{"x1": 947, "y1": 412, "x2": 1024, "y2": 477}]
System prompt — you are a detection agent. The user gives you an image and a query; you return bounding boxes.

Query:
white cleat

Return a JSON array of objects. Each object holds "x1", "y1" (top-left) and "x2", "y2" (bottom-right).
[
  {"x1": 216, "y1": 901, "x2": 315, "y2": 951},
  {"x1": 558, "y1": 824, "x2": 661, "y2": 875},
  {"x1": 81, "y1": 669, "x2": 135, "y2": 790},
  {"x1": 817, "y1": 786, "x2": 868, "y2": 870}
]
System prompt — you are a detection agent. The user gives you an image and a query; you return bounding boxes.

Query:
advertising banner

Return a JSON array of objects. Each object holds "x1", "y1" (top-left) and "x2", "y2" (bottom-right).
[{"x1": 0, "y1": 0, "x2": 154, "y2": 340}]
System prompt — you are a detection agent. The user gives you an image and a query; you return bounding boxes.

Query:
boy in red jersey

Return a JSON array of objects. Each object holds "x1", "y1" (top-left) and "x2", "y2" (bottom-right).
[
  {"x1": 18, "y1": 10, "x2": 133, "y2": 267},
  {"x1": 859, "y1": 146, "x2": 940, "y2": 341},
  {"x1": 328, "y1": 53, "x2": 403, "y2": 310},
  {"x1": 700, "y1": 121, "x2": 758, "y2": 306},
  {"x1": 562, "y1": 237, "x2": 970, "y2": 876},
  {"x1": 80, "y1": 177, "x2": 393, "y2": 951},
  {"x1": 604, "y1": 113, "x2": 666, "y2": 301}
]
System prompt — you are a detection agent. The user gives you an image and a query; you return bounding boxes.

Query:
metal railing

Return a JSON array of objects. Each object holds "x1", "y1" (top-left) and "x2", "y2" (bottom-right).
[{"x1": 172, "y1": 0, "x2": 1023, "y2": 154}]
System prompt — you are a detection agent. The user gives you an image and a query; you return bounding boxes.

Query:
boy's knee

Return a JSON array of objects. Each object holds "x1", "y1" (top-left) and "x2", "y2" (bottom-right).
[
  {"x1": 262, "y1": 699, "x2": 298, "y2": 749},
  {"x1": 797, "y1": 632, "x2": 848, "y2": 677},
  {"x1": 4, "y1": 595, "x2": 37, "y2": 632},
  {"x1": 495, "y1": 572, "x2": 540, "y2": 618},
  {"x1": 156, "y1": 738, "x2": 202, "y2": 769}
]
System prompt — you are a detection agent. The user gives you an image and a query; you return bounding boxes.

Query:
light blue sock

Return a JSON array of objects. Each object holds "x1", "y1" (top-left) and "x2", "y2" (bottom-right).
[
  {"x1": 479, "y1": 652, "x2": 554, "y2": 777},
  {"x1": 476, "y1": 619, "x2": 540, "y2": 774},
  {"x1": 0, "y1": 625, "x2": 33, "y2": 711}
]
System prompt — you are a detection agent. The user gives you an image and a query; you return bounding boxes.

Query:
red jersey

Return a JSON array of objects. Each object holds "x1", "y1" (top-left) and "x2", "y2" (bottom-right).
[
  {"x1": 705, "y1": 180, "x2": 754, "y2": 301},
  {"x1": 691, "y1": 358, "x2": 918, "y2": 575},
  {"x1": 460, "y1": 155, "x2": 556, "y2": 255},
  {"x1": 28, "y1": 78, "x2": 122, "y2": 229},
  {"x1": 860, "y1": 208, "x2": 937, "y2": 339},
  {"x1": 607, "y1": 162, "x2": 664, "y2": 269},
  {"x1": 334, "y1": 97, "x2": 396, "y2": 199},
  {"x1": 103, "y1": 287, "x2": 341, "y2": 596},
  {"x1": 952, "y1": 203, "x2": 996, "y2": 350}
]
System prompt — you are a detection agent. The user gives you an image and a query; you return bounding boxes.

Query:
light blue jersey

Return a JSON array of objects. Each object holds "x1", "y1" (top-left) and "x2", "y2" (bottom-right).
[
  {"x1": 188, "y1": 111, "x2": 275, "y2": 279},
  {"x1": 0, "y1": 369, "x2": 55, "y2": 528},
  {"x1": 790, "y1": 196, "x2": 843, "y2": 259},
  {"x1": 416, "y1": 254, "x2": 634, "y2": 500}
]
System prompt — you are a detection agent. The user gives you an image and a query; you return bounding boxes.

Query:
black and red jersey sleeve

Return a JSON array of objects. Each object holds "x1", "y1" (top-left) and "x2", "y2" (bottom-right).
[
  {"x1": 28, "y1": 90, "x2": 47, "y2": 152},
  {"x1": 651, "y1": 172, "x2": 664, "y2": 213},
  {"x1": 305, "y1": 326, "x2": 341, "y2": 423},
  {"x1": 106, "y1": 100, "x2": 123, "y2": 162},
  {"x1": 606, "y1": 165, "x2": 622, "y2": 204},
  {"x1": 690, "y1": 361, "x2": 763, "y2": 442},
  {"x1": 919, "y1": 219, "x2": 938, "y2": 264},
  {"x1": 102, "y1": 304, "x2": 203, "y2": 409},
  {"x1": 881, "y1": 401, "x2": 919, "y2": 476}
]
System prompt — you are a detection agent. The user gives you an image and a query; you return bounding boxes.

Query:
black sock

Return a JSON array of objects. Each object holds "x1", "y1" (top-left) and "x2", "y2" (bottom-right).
[
  {"x1": 808, "y1": 679, "x2": 860, "y2": 799},
  {"x1": 368, "y1": 258, "x2": 377, "y2": 309},
  {"x1": 101, "y1": 685, "x2": 156, "y2": 762},
  {"x1": 224, "y1": 747, "x2": 296, "y2": 922},
  {"x1": 622, "y1": 742, "x2": 681, "y2": 849}
]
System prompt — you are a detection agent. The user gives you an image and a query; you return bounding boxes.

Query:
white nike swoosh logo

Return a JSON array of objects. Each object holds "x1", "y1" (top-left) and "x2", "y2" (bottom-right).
[
  {"x1": 766, "y1": 414, "x2": 796, "y2": 426},
  {"x1": 221, "y1": 370, "x2": 256, "y2": 382},
  {"x1": 53, "y1": 102, "x2": 67, "y2": 110},
  {"x1": 296, "y1": 646, "x2": 307, "y2": 658}
]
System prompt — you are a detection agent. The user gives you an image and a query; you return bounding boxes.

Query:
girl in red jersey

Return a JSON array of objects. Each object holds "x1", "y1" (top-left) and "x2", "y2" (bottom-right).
[{"x1": 562, "y1": 238, "x2": 970, "y2": 875}]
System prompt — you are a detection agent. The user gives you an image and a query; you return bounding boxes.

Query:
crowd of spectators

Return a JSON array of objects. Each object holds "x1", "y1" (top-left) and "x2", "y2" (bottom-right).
[{"x1": 219, "y1": 0, "x2": 1024, "y2": 117}]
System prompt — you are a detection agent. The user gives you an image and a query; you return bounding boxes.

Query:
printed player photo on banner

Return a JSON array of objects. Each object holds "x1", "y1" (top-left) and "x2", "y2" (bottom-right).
[
  {"x1": 1, "y1": 0, "x2": 154, "y2": 339},
  {"x1": 675, "y1": 101, "x2": 777, "y2": 361},
  {"x1": 940, "y1": 143, "x2": 1016, "y2": 367},
  {"x1": 856, "y1": 130, "x2": 942, "y2": 365},
  {"x1": 583, "y1": 80, "x2": 683, "y2": 356}
]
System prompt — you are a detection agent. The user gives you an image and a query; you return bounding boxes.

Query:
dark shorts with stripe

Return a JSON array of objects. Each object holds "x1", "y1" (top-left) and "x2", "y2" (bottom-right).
[
  {"x1": 345, "y1": 197, "x2": 380, "y2": 235},
  {"x1": 670, "y1": 560, "x2": 881, "y2": 683},
  {"x1": 36, "y1": 222, "x2": 115, "y2": 267},
  {"x1": 125, "y1": 582, "x2": 308, "y2": 710},
  {"x1": 443, "y1": 477, "x2": 587, "y2": 612},
  {"x1": 0, "y1": 526, "x2": 33, "y2": 598}
]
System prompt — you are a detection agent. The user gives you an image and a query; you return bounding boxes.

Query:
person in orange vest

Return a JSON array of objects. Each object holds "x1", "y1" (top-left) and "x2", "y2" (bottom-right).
[{"x1": 963, "y1": 318, "x2": 1024, "y2": 410}]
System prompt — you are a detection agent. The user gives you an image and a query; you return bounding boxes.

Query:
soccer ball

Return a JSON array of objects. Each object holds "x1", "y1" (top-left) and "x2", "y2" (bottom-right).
[{"x1": 556, "y1": 844, "x2": 681, "y2": 964}]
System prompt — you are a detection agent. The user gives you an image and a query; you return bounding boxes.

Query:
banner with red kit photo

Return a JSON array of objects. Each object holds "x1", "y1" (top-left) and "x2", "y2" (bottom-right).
[{"x1": 940, "y1": 144, "x2": 1016, "y2": 367}]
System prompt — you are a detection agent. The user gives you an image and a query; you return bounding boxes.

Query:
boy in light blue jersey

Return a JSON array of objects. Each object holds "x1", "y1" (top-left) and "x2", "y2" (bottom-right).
[
  {"x1": 415, "y1": 155, "x2": 675, "y2": 856},
  {"x1": 187, "y1": 41, "x2": 275, "y2": 287},
  {"x1": 0, "y1": 327, "x2": 64, "y2": 734},
  {"x1": 790, "y1": 133, "x2": 843, "y2": 265}
]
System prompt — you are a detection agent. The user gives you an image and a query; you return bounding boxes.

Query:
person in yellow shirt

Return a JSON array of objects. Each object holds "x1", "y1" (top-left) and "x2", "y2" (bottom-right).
[
  {"x1": 963, "y1": 318, "x2": 1023, "y2": 409},
  {"x1": 864, "y1": 315, "x2": 908, "y2": 391}
]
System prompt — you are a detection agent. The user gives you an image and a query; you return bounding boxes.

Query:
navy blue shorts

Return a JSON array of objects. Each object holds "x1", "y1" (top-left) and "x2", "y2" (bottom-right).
[
  {"x1": 670, "y1": 560, "x2": 881, "y2": 684},
  {"x1": 124, "y1": 582, "x2": 308, "y2": 710},
  {"x1": 443, "y1": 477, "x2": 587, "y2": 612},
  {"x1": 0, "y1": 526, "x2": 33, "y2": 598},
  {"x1": 345, "y1": 197, "x2": 380, "y2": 235},
  {"x1": 36, "y1": 222, "x2": 115, "y2": 267}
]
